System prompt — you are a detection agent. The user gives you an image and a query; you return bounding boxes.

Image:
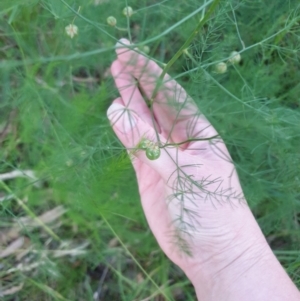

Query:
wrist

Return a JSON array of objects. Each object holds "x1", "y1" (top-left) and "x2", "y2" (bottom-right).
[
  {"x1": 191, "y1": 237, "x2": 271, "y2": 300},
  {"x1": 180, "y1": 204, "x2": 267, "y2": 282},
  {"x1": 186, "y1": 220, "x2": 300, "y2": 301}
]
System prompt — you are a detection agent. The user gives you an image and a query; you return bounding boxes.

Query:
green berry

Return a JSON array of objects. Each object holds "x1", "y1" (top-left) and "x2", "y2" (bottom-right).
[
  {"x1": 107, "y1": 16, "x2": 117, "y2": 27},
  {"x1": 139, "y1": 139, "x2": 151, "y2": 149},
  {"x1": 123, "y1": 6, "x2": 133, "y2": 17},
  {"x1": 228, "y1": 51, "x2": 241, "y2": 64},
  {"x1": 146, "y1": 146, "x2": 160, "y2": 160},
  {"x1": 215, "y1": 62, "x2": 227, "y2": 74}
]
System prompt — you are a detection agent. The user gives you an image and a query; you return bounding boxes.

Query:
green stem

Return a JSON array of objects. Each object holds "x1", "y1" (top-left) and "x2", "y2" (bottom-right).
[
  {"x1": 115, "y1": 26, "x2": 128, "y2": 32},
  {"x1": 125, "y1": 0, "x2": 132, "y2": 43},
  {"x1": 160, "y1": 135, "x2": 220, "y2": 148},
  {"x1": 150, "y1": 0, "x2": 221, "y2": 101},
  {"x1": 149, "y1": 0, "x2": 221, "y2": 145},
  {"x1": 101, "y1": 215, "x2": 171, "y2": 301},
  {"x1": 0, "y1": 180, "x2": 61, "y2": 242}
]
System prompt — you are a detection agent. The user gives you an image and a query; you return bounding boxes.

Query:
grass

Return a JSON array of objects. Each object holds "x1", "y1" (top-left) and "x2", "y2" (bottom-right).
[{"x1": 0, "y1": 0, "x2": 300, "y2": 299}]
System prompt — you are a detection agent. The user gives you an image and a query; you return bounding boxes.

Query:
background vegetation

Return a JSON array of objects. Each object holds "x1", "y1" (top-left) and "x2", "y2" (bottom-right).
[{"x1": 0, "y1": 0, "x2": 299, "y2": 300}]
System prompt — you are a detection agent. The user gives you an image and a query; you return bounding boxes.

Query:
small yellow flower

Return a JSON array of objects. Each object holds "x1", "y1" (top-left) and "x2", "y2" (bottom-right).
[
  {"x1": 65, "y1": 24, "x2": 78, "y2": 39},
  {"x1": 122, "y1": 6, "x2": 133, "y2": 17}
]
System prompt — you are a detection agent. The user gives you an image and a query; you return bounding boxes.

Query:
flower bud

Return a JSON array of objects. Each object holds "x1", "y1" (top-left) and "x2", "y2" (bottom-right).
[
  {"x1": 182, "y1": 48, "x2": 189, "y2": 55},
  {"x1": 107, "y1": 16, "x2": 117, "y2": 27},
  {"x1": 228, "y1": 51, "x2": 241, "y2": 64},
  {"x1": 215, "y1": 62, "x2": 227, "y2": 74},
  {"x1": 142, "y1": 45, "x2": 150, "y2": 54},
  {"x1": 123, "y1": 6, "x2": 133, "y2": 17}
]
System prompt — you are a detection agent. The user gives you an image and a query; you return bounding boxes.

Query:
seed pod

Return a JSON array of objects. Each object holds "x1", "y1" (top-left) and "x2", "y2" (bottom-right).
[
  {"x1": 215, "y1": 62, "x2": 227, "y2": 74},
  {"x1": 123, "y1": 6, "x2": 133, "y2": 17},
  {"x1": 228, "y1": 51, "x2": 241, "y2": 64},
  {"x1": 107, "y1": 16, "x2": 117, "y2": 27},
  {"x1": 139, "y1": 139, "x2": 152, "y2": 149},
  {"x1": 146, "y1": 146, "x2": 160, "y2": 160}
]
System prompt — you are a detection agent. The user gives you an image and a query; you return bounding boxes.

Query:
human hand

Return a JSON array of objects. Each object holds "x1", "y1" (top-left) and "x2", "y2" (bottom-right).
[
  {"x1": 107, "y1": 39, "x2": 300, "y2": 300},
  {"x1": 107, "y1": 38, "x2": 265, "y2": 276}
]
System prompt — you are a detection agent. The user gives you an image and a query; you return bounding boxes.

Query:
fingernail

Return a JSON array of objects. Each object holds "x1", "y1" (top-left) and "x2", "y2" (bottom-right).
[
  {"x1": 107, "y1": 103, "x2": 137, "y2": 134},
  {"x1": 115, "y1": 39, "x2": 136, "y2": 62},
  {"x1": 115, "y1": 38, "x2": 130, "y2": 49}
]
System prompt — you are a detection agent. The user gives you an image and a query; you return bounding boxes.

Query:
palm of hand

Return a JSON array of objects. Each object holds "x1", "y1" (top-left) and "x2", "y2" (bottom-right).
[{"x1": 135, "y1": 145, "x2": 246, "y2": 273}]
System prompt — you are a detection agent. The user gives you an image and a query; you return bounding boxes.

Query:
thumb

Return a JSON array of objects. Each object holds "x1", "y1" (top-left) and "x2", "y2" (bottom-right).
[
  {"x1": 107, "y1": 102, "x2": 180, "y2": 178},
  {"x1": 107, "y1": 102, "x2": 139, "y2": 140}
]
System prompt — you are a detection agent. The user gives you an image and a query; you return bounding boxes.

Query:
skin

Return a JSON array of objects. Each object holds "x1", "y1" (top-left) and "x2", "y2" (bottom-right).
[{"x1": 107, "y1": 39, "x2": 300, "y2": 300}]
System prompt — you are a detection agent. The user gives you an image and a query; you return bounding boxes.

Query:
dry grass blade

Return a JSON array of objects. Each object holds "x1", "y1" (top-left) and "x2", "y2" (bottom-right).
[
  {"x1": 0, "y1": 170, "x2": 37, "y2": 181},
  {"x1": 0, "y1": 201, "x2": 89, "y2": 298},
  {"x1": 0, "y1": 236, "x2": 24, "y2": 258},
  {"x1": 16, "y1": 206, "x2": 67, "y2": 228},
  {"x1": 6, "y1": 260, "x2": 47, "y2": 274},
  {"x1": 0, "y1": 283, "x2": 24, "y2": 297}
]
